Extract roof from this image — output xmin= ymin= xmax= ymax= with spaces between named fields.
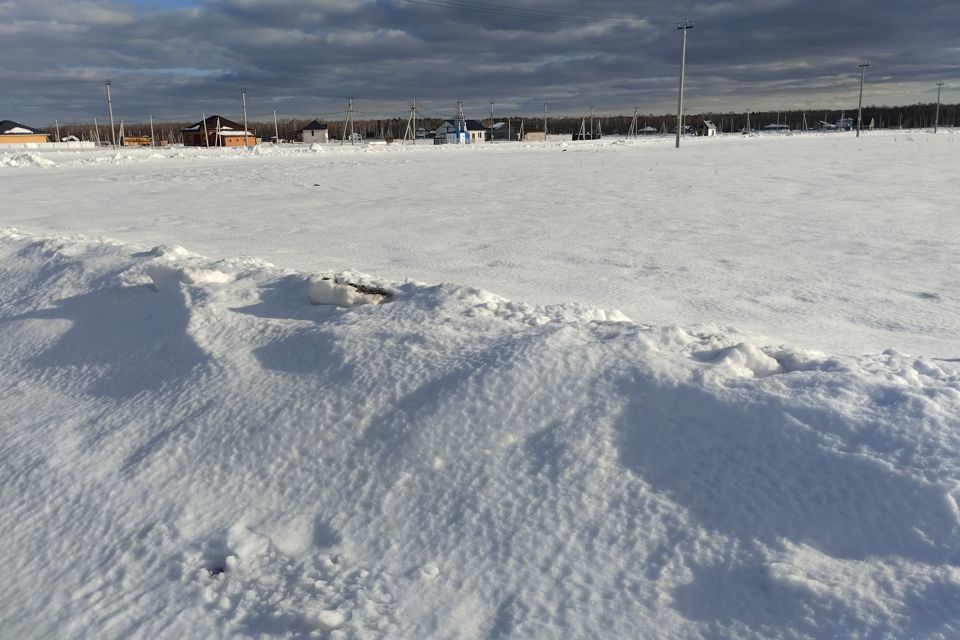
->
xmin=0 ymin=120 xmax=41 ymax=135
xmin=439 ymin=119 xmax=488 ymax=132
xmin=702 ymin=120 xmax=717 ymax=128
xmin=302 ymin=120 xmax=328 ymax=131
xmin=181 ymin=115 xmax=245 ymax=132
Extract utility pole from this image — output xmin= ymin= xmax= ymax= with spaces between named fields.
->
xmin=241 ymin=89 xmax=250 ymax=147
xmin=934 ymin=82 xmax=944 ymax=133
xmin=149 ymin=114 xmax=155 ymax=147
xmin=457 ymin=100 xmax=466 ymax=144
xmin=55 ymin=120 xmax=60 ymax=143
xmin=543 ymin=103 xmax=548 ymax=138
xmin=590 ymin=106 xmax=595 ymax=140
xmin=104 ymin=80 xmax=116 ymax=148
xmin=489 ymin=101 xmax=494 ymax=142
xmin=202 ymin=112 xmax=209 ymax=147
xmin=341 ymin=97 xmax=355 ymax=145
xmin=675 ymin=20 xmax=693 ymax=148
xmin=856 ymin=61 xmax=869 ymax=138
xmin=273 ymin=110 xmax=280 ymax=144
xmin=404 ymin=98 xmax=418 ymax=143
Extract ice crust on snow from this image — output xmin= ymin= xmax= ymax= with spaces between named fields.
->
xmin=2 ymin=229 xmax=960 ymax=639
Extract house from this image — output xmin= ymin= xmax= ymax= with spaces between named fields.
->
xmin=181 ymin=115 xmax=259 ymax=147
xmin=489 ymin=121 xmax=513 ymax=141
xmin=638 ymin=125 xmax=658 ymax=135
xmin=61 ymin=134 xmax=81 ymax=142
xmin=434 ymin=119 xmax=487 ymax=144
xmin=836 ymin=117 xmax=854 ymax=131
xmin=698 ymin=120 xmax=717 ymax=137
xmin=763 ymin=123 xmax=790 ymax=132
xmin=522 ymin=130 xmax=546 ymax=142
xmin=301 ymin=120 xmax=328 ymax=143
xmin=0 ymin=120 xmax=49 ymax=145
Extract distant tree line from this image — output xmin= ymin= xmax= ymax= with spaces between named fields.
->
xmin=46 ymin=102 xmax=959 ymax=143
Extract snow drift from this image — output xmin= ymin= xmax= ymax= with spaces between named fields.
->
xmin=1 ymin=228 xmax=959 ymax=639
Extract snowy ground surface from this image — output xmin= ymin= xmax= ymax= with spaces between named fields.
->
xmin=2 ymin=133 xmax=960 ymax=639
xmin=3 ymin=131 xmax=959 ymax=356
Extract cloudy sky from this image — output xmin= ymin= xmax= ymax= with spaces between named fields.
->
xmin=1 ymin=0 xmax=957 ymax=125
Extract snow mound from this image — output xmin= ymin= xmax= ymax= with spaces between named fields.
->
xmin=1 ymin=229 xmax=959 ymax=640
xmin=0 ymin=152 xmax=56 ymax=168
xmin=307 ymin=275 xmax=388 ymax=307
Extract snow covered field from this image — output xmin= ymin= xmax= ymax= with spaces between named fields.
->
xmin=2 ymin=133 xmax=960 ymax=639
xmin=4 ymin=131 xmax=958 ymax=356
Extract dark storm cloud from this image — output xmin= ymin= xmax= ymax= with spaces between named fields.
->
xmin=0 ymin=0 xmax=957 ymax=124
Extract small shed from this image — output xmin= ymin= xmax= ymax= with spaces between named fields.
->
xmin=698 ymin=120 xmax=717 ymax=137
xmin=0 ymin=120 xmax=49 ymax=145
xmin=301 ymin=120 xmax=329 ymax=143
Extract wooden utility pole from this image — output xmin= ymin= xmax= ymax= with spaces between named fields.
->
xmin=273 ymin=110 xmax=280 ymax=144
xmin=149 ymin=115 xmax=155 ymax=147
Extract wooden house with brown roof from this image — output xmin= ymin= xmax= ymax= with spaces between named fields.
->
xmin=0 ymin=120 xmax=49 ymax=145
xmin=181 ymin=115 xmax=258 ymax=147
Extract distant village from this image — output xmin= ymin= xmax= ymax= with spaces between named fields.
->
xmin=1 ymin=100 xmax=955 ymax=149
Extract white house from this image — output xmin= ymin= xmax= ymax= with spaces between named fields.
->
xmin=434 ymin=119 xmax=487 ymax=144
xmin=301 ymin=120 xmax=329 ymax=143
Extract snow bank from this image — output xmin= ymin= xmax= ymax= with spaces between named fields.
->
xmin=1 ymin=229 xmax=959 ymax=639
xmin=0 ymin=152 xmax=56 ymax=167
